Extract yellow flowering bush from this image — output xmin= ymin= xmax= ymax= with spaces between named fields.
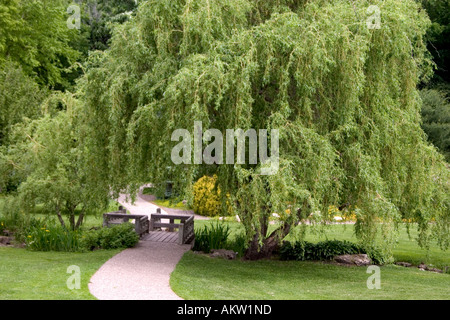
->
xmin=328 ymin=205 xmax=357 ymax=222
xmin=193 ymin=175 xmax=230 ymax=217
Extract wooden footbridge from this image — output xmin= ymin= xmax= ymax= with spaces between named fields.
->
xmin=103 ymin=207 xmax=195 ymax=245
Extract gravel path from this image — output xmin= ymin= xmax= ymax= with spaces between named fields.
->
xmin=88 ymin=192 xmax=191 ymax=300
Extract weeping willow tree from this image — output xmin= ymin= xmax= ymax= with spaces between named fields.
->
xmin=79 ymin=0 xmax=449 ymax=259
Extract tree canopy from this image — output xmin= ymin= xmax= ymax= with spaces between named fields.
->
xmin=2 ymin=93 xmax=109 ymax=230
xmin=419 ymin=0 xmax=450 ymax=84
xmin=78 ymin=0 xmax=449 ymax=259
xmin=0 ymin=0 xmax=82 ymax=88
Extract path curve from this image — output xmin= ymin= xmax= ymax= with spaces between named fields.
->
xmin=88 ymin=191 xmax=191 ymax=300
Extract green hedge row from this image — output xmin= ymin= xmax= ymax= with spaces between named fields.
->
xmin=280 ymin=240 xmax=387 ymax=265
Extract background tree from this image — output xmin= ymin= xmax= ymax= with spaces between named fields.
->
xmin=420 ymin=89 xmax=450 ymax=161
xmin=85 ymin=0 xmax=139 ymax=51
xmin=417 ymin=1 xmax=450 ymax=163
xmin=0 ymin=0 xmax=82 ymax=89
xmin=79 ymin=0 xmax=448 ymax=259
xmin=419 ymin=0 xmax=450 ymax=84
xmin=3 ymin=93 xmax=110 ymax=230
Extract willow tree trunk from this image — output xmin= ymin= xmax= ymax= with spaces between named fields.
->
xmin=244 ymin=222 xmax=291 ymax=260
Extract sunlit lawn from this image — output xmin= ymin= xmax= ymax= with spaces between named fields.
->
xmin=171 ymin=251 xmax=449 ymax=300
xmin=170 ymin=220 xmax=450 ymax=300
xmin=0 ymin=247 xmax=120 ymax=300
xmin=0 ymin=198 xmax=122 ymax=300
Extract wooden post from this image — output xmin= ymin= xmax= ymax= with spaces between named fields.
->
xmin=178 ymin=223 xmax=185 ymax=244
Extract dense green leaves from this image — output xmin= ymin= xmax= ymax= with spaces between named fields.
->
xmin=420 ymin=89 xmax=450 ymax=161
xmin=82 ymin=0 xmax=139 ymax=51
xmin=0 ymin=0 xmax=81 ymax=88
xmin=420 ymin=0 xmax=450 ymax=84
xmin=77 ymin=0 xmax=449 ymax=258
xmin=2 ymin=93 xmax=111 ymax=230
xmin=0 ymin=61 xmax=46 ymax=146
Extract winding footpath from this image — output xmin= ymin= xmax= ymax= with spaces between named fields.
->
xmin=88 ymin=192 xmax=191 ymax=300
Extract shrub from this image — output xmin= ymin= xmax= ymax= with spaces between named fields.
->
xmin=25 ymin=218 xmax=81 ymax=252
xmin=280 ymin=240 xmax=386 ymax=264
xmin=80 ymin=223 xmax=139 ymax=251
xmin=193 ymin=221 xmax=230 ymax=253
xmin=192 ymin=175 xmax=221 ymax=217
xmin=225 ymin=232 xmax=247 ymax=258
xmin=365 ymin=246 xmax=391 ymax=265
xmin=0 ymin=196 xmax=27 ymax=238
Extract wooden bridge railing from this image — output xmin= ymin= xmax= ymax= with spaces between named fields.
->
xmin=149 ymin=213 xmax=195 ymax=245
xmin=103 ymin=207 xmax=149 ymax=238
xmin=103 ymin=207 xmax=195 ymax=245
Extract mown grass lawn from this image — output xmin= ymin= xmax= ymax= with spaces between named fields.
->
xmin=170 ymin=252 xmax=449 ymax=300
xmin=0 ymin=247 xmax=121 ymax=300
xmin=171 ymin=221 xmax=450 ymax=300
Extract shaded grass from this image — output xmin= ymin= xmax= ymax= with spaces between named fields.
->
xmin=0 ymin=247 xmax=121 ymax=300
xmin=170 ymin=251 xmax=450 ymax=300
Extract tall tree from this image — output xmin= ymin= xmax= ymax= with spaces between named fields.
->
xmin=420 ymin=89 xmax=450 ymax=161
xmin=3 ymin=93 xmax=110 ymax=230
xmin=0 ymin=0 xmax=81 ymax=88
xmin=79 ymin=0 xmax=449 ymax=259
xmin=86 ymin=0 xmax=139 ymax=50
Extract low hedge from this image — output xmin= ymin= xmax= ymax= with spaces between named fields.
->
xmin=80 ymin=223 xmax=139 ymax=251
xmin=280 ymin=240 xmax=387 ymax=265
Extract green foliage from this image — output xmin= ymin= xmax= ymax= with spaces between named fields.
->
xmin=192 ymin=175 xmax=221 ymax=217
xmin=280 ymin=240 xmax=387 ymax=265
xmin=80 ymin=223 xmax=139 ymax=251
xmin=78 ymin=0 xmax=449 ymax=258
xmin=420 ymin=0 xmax=450 ymax=83
xmin=85 ymin=0 xmax=139 ymax=51
xmin=0 ymin=61 xmax=47 ymax=147
xmin=2 ymin=93 xmax=111 ymax=230
xmin=0 ymin=196 xmax=29 ymax=238
xmin=193 ymin=221 xmax=231 ymax=253
xmin=0 ymin=0 xmax=81 ymax=88
xmin=280 ymin=240 xmax=361 ymax=261
xmin=24 ymin=218 xmax=81 ymax=252
xmin=420 ymin=89 xmax=450 ymax=161
xmin=226 ymin=232 xmax=247 ymax=258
